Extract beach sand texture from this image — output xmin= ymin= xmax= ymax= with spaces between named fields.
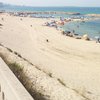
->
xmin=0 ymin=13 xmax=100 ymax=100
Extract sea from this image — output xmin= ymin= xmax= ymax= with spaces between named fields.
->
xmin=0 ymin=5 xmax=100 ymax=39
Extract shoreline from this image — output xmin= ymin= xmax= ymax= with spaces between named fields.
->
xmin=42 ymin=15 xmax=100 ymax=42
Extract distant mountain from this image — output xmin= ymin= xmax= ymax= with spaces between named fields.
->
xmin=0 ymin=2 xmax=13 ymax=8
xmin=0 ymin=2 xmax=4 ymax=7
xmin=0 ymin=2 xmax=22 ymax=8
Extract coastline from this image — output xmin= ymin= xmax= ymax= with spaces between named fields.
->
xmin=7 ymin=11 xmax=100 ymax=39
xmin=0 ymin=12 xmax=100 ymax=100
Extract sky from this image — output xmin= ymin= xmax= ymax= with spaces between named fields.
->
xmin=0 ymin=0 xmax=100 ymax=7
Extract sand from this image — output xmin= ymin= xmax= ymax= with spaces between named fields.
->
xmin=0 ymin=45 xmax=87 ymax=100
xmin=0 ymin=13 xmax=100 ymax=100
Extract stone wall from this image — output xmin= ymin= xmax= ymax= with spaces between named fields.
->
xmin=0 ymin=58 xmax=34 ymax=100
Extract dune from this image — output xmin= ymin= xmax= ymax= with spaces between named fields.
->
xmin=0 ymin=13 xmax=100 ymax=100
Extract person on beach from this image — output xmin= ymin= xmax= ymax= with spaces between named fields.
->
xmin=60 ymin=17 xmax=64 ymax=21
xmin=77 ymin=25 xmax=79 ymax=28
xmin=72 ymin=30 xmax=75 ymax=33
xmin=96 ymin=38 xmax=100 ymax=43
xmin=1 ymin=18 xmax=4 ymax=21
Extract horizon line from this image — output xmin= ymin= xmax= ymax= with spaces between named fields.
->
xmin=0 ymin=2 xmax=100 ymax=8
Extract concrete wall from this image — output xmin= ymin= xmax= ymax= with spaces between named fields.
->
xmin=0 ymin=58 xmax=34 ymax=100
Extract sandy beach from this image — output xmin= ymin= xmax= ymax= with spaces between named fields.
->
xmin=0 ymin=13 xmax=100 ymax=100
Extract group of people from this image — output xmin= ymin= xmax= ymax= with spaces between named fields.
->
xmin=44 ymin=17 xmax=100 ymax=43
xmin=96 ymin=37 xmax=100 ymax=43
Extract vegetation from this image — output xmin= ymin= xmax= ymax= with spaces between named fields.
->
xmin=13 ymin=51 xmax=22 ymax=58
xmin=6 ymin=47 xmax=13 ymax=52
xmin=48 ymin=72 xmax=52 ymax=77
xmin=8 ymin=62 xmax=23 ymax=76
xmin=57 ymin=78 xmax=66 ymax=86
xmin=7 ymin=62 xmax=35 ymax=97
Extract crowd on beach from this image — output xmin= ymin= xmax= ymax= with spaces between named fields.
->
xmin=44 ymin=17 xmax=100 ymax=43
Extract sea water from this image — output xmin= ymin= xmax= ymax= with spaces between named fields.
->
xmin=0 ymin=6 xmax=100 ymax=38
xmin=63 ymin=19 xmax=100 ymax=39
xmin=0 ymin=6 xmax=100 ymax=14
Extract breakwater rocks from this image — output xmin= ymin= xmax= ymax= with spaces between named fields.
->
xmin=86 ymin=14 xmax=100 ymax=18
xmin=9 ymin=11 xmax=81 ymax=16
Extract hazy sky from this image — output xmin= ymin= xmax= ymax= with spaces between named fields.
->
xmin=0 ymin=0 xmax=100 ymax=7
